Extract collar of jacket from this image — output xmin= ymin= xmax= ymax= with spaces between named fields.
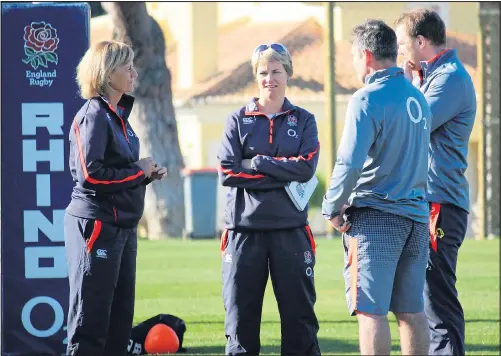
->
xmin=244 ymin=97 xmax=296 ymax=116
xmin=364 ymin=66 xmax=404 ymax=85
xmin=98 ymin=94 xmax=135 ymax=121
xmin=420 ymin=48 xmax=456 ymax=80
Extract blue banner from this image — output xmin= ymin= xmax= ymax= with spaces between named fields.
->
xmin=1 ymin=3 xmax=89 ymax=354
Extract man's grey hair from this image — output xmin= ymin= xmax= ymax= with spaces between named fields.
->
xmin=352 ymin=19 xmax=398 ymax=62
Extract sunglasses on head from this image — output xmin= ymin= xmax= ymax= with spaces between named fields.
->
xmin=254 ymin=43 xmax=289 ymax=55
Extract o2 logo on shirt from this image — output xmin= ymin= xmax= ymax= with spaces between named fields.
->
xmin=127 ymin=128 xmax=137 ymax=138
xmin=407 ymin=96 xmax=427 ymax=130
xmin=287 ymin=129 xmax=299 ymax=139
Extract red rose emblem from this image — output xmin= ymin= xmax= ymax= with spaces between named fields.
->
xmin=24 ymin=21 xmax=59 ymax=52
xmin=22 ymin=21 xmax=59 ymax=70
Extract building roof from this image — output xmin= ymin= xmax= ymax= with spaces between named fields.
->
xmin=90 ymin=16 xmax=479 ymax=105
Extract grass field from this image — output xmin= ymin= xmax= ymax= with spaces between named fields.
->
xmin=134 ymin=237 xmax=499 ymax=355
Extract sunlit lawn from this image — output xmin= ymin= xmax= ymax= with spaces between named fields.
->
xmin=134 ymin=238 xmax=499 ymax=355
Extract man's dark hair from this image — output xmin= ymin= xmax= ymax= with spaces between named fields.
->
xmin=352 ymin=20 xmax=398 ymax=62
xmin=394 ymin=9 xmax=446 ymax=46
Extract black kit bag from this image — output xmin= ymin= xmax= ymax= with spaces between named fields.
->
xmin=127 ymin=314 xmax=187 ymax=355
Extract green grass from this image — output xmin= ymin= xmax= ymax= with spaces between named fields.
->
xmin=135 ymin=238 xmax=500 ymax=355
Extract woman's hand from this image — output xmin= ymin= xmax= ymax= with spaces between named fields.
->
xmin=150 ymin=165 xmax=168 ymax=180
xmin=135 ymin=157 xmax=156 ymax=177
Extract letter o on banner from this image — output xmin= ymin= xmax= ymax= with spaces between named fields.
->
xmin=21 ymin=296 xmax=64 ymax=337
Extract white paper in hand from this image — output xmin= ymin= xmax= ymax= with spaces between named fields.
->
xmin=285 ymin=175 xmax=319 ymax=211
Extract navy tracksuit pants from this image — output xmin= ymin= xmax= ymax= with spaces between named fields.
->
xmin=426 ymin=203 xmax=468 ymax=356
xmin=64 ymin=213 xmax=137 ymax=356
xmin=221 ymin=226 xmax=320 ymax=356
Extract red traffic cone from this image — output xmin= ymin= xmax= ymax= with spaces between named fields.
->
xmin=144 ymin=323 xmax=180 ymax=354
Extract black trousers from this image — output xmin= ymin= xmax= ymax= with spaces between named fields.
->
xmin=64 ymin=213 xmax=137 ymax=356
xmin=425 ymin=203 xmax=468 ymax=356
xmin=221 ymin=226 xmax=320 ymax=356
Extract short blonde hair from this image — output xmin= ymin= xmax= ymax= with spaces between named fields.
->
xmin=251 ymin=45 xmax=293 ymax=78
xmin=76 ymin=40 xmax=134 ymax=99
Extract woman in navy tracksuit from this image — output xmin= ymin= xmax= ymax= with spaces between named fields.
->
xmin=218 ymin=43 xmax=321 ymax=355
xmin=64 ymin=41 xmax=167 ymax=355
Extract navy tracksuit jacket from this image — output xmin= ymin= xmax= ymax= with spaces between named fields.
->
xmin=66 ymin=94 xmax=151 ymax=227
xmin=218 ymin=97 xmax=321 ymax=355
xmin=219 ymin=97 xmax=320 ymax=230
xmin=65 ymin=94 xmax=150 ymax=355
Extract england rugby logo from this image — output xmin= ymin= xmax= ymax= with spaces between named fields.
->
xmin=287 ymin=115 xmax=298 ymax=127
xmin=22 ymin=21 xmax=59 ymax=70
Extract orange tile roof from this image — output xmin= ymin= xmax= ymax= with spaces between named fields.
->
xmin=169 ymin=20 xmax=304 ymax=102
xmin=177 ymin=18 xmax=364 ymax=104
xmin=90 ymin=17 xmax=479 ymax=104
xmin=185 ymin=20 xmax=480 ymax=103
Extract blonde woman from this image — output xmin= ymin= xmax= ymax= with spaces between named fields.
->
xmin=64 ymin=41 xmax=166 ymax=355
xmin=218 ymin=43 xmax=321 ymax=355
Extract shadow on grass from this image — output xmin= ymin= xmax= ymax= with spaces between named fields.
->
xmin=166 ymin=340 xmax=500 ymax=355
xmin=466 ymin=344 xmax=500 ymax=352
xmin=180 ymin=345 xmax=224 ymax=355
xmin=178 ymin=319 xmax=500 ymax=354
xmin=466 ymin=318 xmax=500 ymax=323
xmin=186 ymin=319 xmax=358 ymax=325
xmin=176 ymin=337 xmax=361 ymax=355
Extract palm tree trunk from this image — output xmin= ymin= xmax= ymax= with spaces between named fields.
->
xmin=102 ymin=2 xmax=185 ymax=238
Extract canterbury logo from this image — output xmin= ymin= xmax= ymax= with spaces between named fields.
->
xmin=96 ymin=249 xmax=108 ymax=259
xmin=242 ymin=117 xmax=254 ymax=124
